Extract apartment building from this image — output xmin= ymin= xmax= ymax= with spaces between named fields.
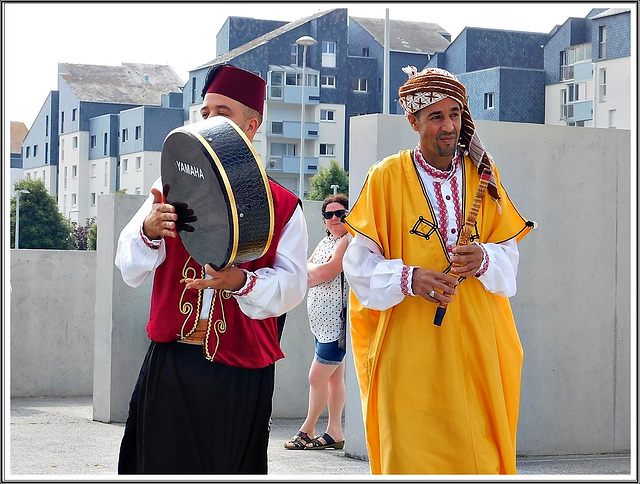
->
xmin=17 ymin=7 xmax=630 ymax=221
xmin=22 ymin=62 xmax=184 ymax=223
xmin=186 ymin=8 xmax=450 ymax=195
xmin=424 ymin=7 xmax=631 ymax=129
xmin=21 ymin=91 xmax=59 ymax=196
xmin=544 ymin=8 xmax=631 ymax=128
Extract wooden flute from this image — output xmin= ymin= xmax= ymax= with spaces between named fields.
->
xmin=433 ymin=168 xmax=492 ymax=326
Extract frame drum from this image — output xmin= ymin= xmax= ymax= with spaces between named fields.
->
xmin=160 ymin=116 xmax=274 ymax=270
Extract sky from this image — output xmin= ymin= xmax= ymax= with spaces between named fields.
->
xmin=2 ymin=1 xmax=629 ymax=129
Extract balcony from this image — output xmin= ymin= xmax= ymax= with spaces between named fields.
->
xmin=268 ymin=120 xmax=319 ymax=139
xmin=561 ymin=100 xmax=593 ymax=123
xmin=266 ymin=155 xmax=318 ymax=175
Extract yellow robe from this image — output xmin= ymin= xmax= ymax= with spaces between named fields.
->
xmin=345 ymin=150 xmax=533 ymax=475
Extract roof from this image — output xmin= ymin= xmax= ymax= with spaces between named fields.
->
xmin=350 ymin=16 xmax=450 ymax=54
xmin=11 ymin=121 xmax=28 ymax=153
xmin=196 ymin=9 xmax=336 ymax=69
xmin=590 ymin=8 xmax=632 ymax=19
xmin=58 ymin=62 xmax=184 ymax=105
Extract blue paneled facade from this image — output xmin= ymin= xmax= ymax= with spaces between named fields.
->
xmin=22 ymin=91 xmax=59 ymax=170
xmin=427 ymin=28 xmax=549 ymax=124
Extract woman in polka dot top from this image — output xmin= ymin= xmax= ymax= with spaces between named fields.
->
xmin=284 ymin=194 xmax=349 ymax=451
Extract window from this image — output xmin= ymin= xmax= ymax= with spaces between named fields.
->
xmin=72 ymin=165 xmax=78 ymax=178
xmin=135 ymin=126 xmax=142 ymax=140
xmin=599 ymin=26 xmax=607 ymax=59
xmin=599 ymin=68 xmax=607 ymax=101
xmin=270 ymin=143 xmax=296 ymax=156
xmin=25 ymin=146 xmax=30 ymax=158
xmin=64 ymin=166 xmax=68 ymax=189
xmin=561 ymin=43 xmax=592 ymax=80
xmin=103 ymin=133 xmax=108 ymax=156
xmin=61 ymin=111 xmax=65 ymax=133
xmin=71 ymin=193 xmax=77 ymax=206
xmin=135 ymin=187 xmax=142 ymax=195
xmin=271 ymin=121 xmax=283 ymax=134
xmin=320 ymin=144 xmax=335 ymax=156
xmin=291 ymin=44 xmax=299 ymax=66
xmin=608 ymin=109 xmax=616 ymax=128
xmin=191 ymin=77 xmax=197 ymax=103
xmin=61 ymin=139 xmax=65 ymax=161
xmin=321 ymin=75 xmax=336 ymax=88
xmin=484 ymin=92 xmax=495 ymax=110
xmin=353 ymin=78 xmax=368 ymax=92
xmin=560 ymin=89 xmax=573 ymax=119
xmin=72 ymin=108 xmax=77 ymax=121
xmin=362 ymin=47 xmax=369 ymax=57
xmin=91 ymin=193 xmax=96 ymax=206
xmin=322 ymin=41 xmax=337 ymax=68
xmin=286 ymin=72 xmax=301 ymax=86
xmin=90 ymin=135 xmax=96 ymax=148
xmin=73 ymin=136 xmax=78 ymax=149
xmin=307 ymin=73 xmax=318 ymax=88
xmin=136 ymin=156 xmax=142 ymax=171
xmin=45 ymin=143 xmax=48 ymax=163
xmin=270 ymin=71 xmax=283 ymax=98
xmin=122 ymin=128 xmax=129 ymax=142
xmin=320 ymin=109 xmax=335 ymax=121
xmin=91 ymin=163 xmax=96 ymax=178
xmin=123 ymin=158 xmax=129 ymax=173
xmin=33 ymin=145 xmax=38 ymax=156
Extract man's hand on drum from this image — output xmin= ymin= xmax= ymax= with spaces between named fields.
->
xmin=142 ymin=187 xmax=178 ymax=239
xmin=184 ymin=264 xmax=247 ymax=292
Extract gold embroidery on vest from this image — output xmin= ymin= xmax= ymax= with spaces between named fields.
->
xmin=203 ymin=290 xmax=231 ymax=361
xmin=177 ymin=257 xmax=203 ymax=338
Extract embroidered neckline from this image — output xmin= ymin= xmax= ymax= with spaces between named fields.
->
xmin=414 ymin=144 xmax=460 ymax=181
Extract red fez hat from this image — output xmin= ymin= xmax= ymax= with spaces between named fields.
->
xmin=203 ymin=64 xmax=266 ymax=116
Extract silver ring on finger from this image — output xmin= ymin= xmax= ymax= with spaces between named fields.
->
xmin=428 ymin=290 xmax=436 ymax=298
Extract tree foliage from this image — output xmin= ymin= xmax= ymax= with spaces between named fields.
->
xmin=10 ymin=179 xmax=74 ymax=249
xmin=88 ymin=221 xmax=98 ymax=250
xmin=307 ymin=160 xmax=349 ymax=201
xmin=72 ymin=217 xmax=97 ymax=250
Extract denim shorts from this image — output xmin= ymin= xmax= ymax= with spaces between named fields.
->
xmin=314 ymin=338 xmax=346 ymax=365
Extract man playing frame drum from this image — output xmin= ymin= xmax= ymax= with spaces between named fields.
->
xmin=115 ymin=64 xmax=308 ymax=474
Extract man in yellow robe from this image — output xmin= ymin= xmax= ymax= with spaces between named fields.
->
xmin=342 ymin=67 xmax=535 ymax=475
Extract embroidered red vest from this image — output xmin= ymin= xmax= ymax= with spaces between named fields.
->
xmin=146 ymin=180 xmax=300 ymax=368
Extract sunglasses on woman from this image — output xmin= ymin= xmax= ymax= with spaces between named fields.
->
xmin=322 ymin=209 xmax=347 ymax=220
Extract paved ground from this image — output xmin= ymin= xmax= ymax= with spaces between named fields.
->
xmin=7 ymin=396 xmax=633 ymax=478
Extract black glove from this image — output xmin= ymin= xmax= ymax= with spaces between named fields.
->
xmin=163 ymin=184 xmax=198 ymax=233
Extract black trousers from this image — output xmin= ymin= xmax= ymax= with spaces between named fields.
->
xmin=118 ymin=341 xmax=275 ymax=474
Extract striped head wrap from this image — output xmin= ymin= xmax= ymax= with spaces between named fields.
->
xmin=399 ymin=66 xmax=500 ymax=204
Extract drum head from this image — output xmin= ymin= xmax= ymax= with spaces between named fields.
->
xmin=160 ymin=116 xmax=273 ymax=270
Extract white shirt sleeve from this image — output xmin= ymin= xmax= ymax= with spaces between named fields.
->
xmin=475 ymin=239 xmax=519 ymax=297
xmin=343 ymin=233 xmax=520 ymax=310
xmin=114 ymin=178 xmax=166 ymax=288
xmin=232 ymin=204 xmax=309 ymax=319
xmin=342 ymin=233 xmax=407 ymax=311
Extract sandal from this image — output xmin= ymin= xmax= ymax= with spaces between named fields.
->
xmin=306 ymin=432 xmax=345 ymax=450
xmin=284 ymin=430 xmax=313 ymax=450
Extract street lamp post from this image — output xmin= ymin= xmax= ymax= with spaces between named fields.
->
xmin=296 ymin=35 xmax=317 ymax=200
xmin=331 ymin=184 xmax=339 ymax=195
xmin=15 ymin=189 xmax=30 ymax=249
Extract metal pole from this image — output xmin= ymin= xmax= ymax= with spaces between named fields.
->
xmin=331 ymin=184 xmax=339 ymax=195
xmin=15 ymin=191 xmax=20 ymax=249
xmin=383 ymin=8 xmax=390 ymax=114
xmin=15 ymin=189 xmax=29 ymax=249
xmin=299 ymin=44 xmax=307 ymax=199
